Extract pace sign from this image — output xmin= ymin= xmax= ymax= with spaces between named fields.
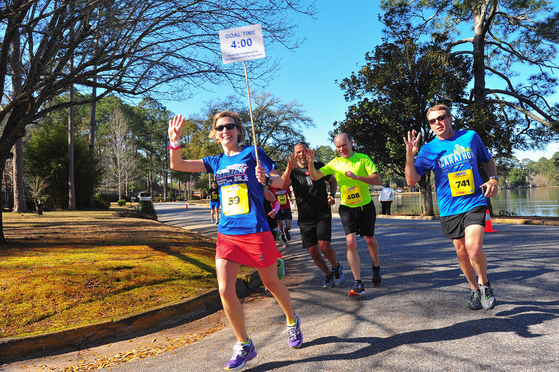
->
xmin=219 ymin=24 xmax=266 ymax=64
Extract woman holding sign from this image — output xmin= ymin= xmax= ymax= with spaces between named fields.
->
xmin=168 ymin=110 xmax=303 ymax=370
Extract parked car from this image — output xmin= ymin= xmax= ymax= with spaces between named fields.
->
xmin=139 ymin=192 xmax=151 ymax=202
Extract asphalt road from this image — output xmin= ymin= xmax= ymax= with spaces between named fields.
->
xmin=6 ymin=202 xmax=559 ymax=371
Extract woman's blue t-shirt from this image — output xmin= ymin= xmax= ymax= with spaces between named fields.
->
xmin=203 ymin=146 xmax=277 ymax=235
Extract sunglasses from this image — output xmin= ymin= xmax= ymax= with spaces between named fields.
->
xmin=215 ymin=123 xmax=236 ymax=131
xmin=429 ymin=114 xmax=448 ymax=125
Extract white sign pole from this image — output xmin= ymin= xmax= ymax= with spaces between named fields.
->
xmin=243 ymin=61 xmax=259 ymax=162
xmin=219 ymin=24 xmax=266 ymax=163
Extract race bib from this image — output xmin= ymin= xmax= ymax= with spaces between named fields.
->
xmin=222 ymin=183 xmax=249 ymax=216
xmin=448 ymin=169 xmax=475 ymax=197
xmin=341 ymin=185 xmax=363 ymax=205
xmin=277 ymin=194 xmax=288 ymax=205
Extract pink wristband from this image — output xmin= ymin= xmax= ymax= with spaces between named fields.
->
xmin=272 ymin=201 xmax=280 ymax=214
xmin=167 ymin=140 xmax=180 ymax=150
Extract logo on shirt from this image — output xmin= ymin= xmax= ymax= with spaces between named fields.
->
xmin=437 ymin=145 xmax=474 ymax=169
xmin=216 ymin=164 xmax=248 ymax=185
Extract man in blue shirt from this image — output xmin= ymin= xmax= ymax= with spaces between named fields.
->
xmin=404 ymin=104 xmax=498 ymax=310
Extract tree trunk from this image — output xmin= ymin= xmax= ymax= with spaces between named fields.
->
xmin=67 ymin=1 xmax=76 ymax=210
xmin=87 ymin=92 xmax=97 ymax=207
xmin=68 ymin=81 xmax=76 ymax=210
xmin=12 ymin=139 xmax=27 ymax=213
xmin=11 ymin=24 xmax=27 ymax=214
xmin=163 ymin=169 xmax=167 ymax=201
xmin=472 ymin=4 xmax=487 ymax=104
xmin=0 ymin=155 xmax=8 ymax=244
xmin=419 ymin=172 xmax=434 ymax=216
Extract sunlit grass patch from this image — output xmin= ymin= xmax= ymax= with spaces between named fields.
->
xmin=1 ymin=209 xmax=224 ymax=338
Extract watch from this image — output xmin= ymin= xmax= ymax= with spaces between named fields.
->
xmin=489 ymin=175 xmax=498 ymax=182
xmin=265 ymin=175 xmax=274 ymax=186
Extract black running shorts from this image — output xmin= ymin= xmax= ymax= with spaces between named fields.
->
xmin=298 ymin=216 xmax=332 ymax=249
xmin=440 ymin=205 xmax=486 ymax=239
xmin=338 ymin=201 xmax=376 ymax=237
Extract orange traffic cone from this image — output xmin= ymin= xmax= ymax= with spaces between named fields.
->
xmin=484 ymin=209 xmax=497 ymax=232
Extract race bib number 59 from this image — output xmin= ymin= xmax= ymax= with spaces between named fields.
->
xmin=222 ymin=183 xmax=250 ymax=215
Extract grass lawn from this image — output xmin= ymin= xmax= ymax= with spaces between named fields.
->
xmin=0 ymin=205 xmax=228 ymax=339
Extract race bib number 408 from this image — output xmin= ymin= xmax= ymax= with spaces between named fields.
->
xmin=342 ymin=185 xmax=363 ymax=205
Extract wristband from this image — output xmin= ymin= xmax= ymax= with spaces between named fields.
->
xmin=265 ymin=175 xmax=274 ymax=186
xmin=272 ymin=201 xmax=280 ymax=214
xmin=168 ymin=140 xmax=180 ymax=150
xmin=330 ymin=193 xmax=336 ymax=198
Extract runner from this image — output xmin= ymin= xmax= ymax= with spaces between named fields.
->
xmin=264 ymin=188 xmax=285 ymax=280
xmin=208 ymin=180 xmax=220 ymax=225
xmin=404 ymin=104 xmax=497 ymax=310
xmin=307 ymin=133 xmax=383 ymax=297
xmin=268 ymin=185 xmax=293 ymax=248
xmin=168 ymin=110 xmax=303 ymax=370
xmin=281 ymin=142 xmax=345 ymax=289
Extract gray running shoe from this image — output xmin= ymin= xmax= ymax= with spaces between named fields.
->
xmin=322 ymin=272 xmax=334 ymax=289
xmin=468 ymin=289 xmax=482 ymax=310
xmin=332 ymin=264 xmax=346 ymax=286
xmin=479 ymin=282 xmax=496 ymax=310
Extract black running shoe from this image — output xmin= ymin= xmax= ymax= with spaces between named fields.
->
xmin=372 ymin=265 xmax=382 ymax=287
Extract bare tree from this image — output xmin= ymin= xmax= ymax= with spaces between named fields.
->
xmin=0 ymin=0 xmax=316 ymax=244
xmin=25 ymin=175 xmax=50 ymax=215
xmin=104 ymin=107 xmax=137 ymax=200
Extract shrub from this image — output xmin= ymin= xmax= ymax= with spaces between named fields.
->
xmin=94 ymin=194 xmax=110 ymax=209
xmin=114 ymin=201 xmax=157 ymax=221
xmin=117 ymin=199 xmax=127 ymax=206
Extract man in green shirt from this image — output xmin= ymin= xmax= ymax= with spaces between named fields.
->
xmin=307 ymin=133 xmax=382 ymax=297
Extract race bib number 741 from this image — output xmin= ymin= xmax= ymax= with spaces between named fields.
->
xmin=448 ymin=169 xmax=475 ymax=197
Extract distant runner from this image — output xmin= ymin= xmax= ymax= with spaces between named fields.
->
xmin=208 ymin=180 xmax=220 ymax=225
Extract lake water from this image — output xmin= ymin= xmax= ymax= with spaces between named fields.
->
xmin=372 ymin=187 xmax=559 ymax=217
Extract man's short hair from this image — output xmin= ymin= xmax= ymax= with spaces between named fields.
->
xmin=294 ymin=141 xmax=309 ymax=149
xmin=426 ymin=104 xmax=451 ymax=120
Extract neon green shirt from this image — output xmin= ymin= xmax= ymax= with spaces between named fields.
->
xmin=320 ymin=153 xmax=377 ymax=208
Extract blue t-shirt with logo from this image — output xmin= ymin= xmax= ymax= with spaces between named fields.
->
xmin=414 ymin=130 xmax=492 ymax=217
xmin=203 ymin=146 xmax=277 ymax=235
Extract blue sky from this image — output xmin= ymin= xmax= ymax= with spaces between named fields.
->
xmin=163 ymin=0 xmax=559 ymax=162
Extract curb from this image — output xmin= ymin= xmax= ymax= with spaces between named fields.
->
xmin=0 ymin=270 xmax=262 ymax=364
xmin=491 ymin=217 xmax=559 ymax=226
